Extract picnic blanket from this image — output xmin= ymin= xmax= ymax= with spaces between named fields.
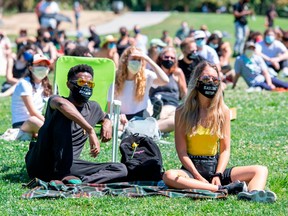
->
xmin=22 ymin=178 xmax=227 ymax=199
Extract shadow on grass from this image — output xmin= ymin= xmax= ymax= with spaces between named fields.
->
xmin=1 ymin=165 xmax=30 ymax=183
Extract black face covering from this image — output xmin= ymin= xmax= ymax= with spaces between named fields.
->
xmin=43 ymin=37 xmax=50 ymax=43
xmin=120 ymin=31 xmax=126 ymax=37
xmin=71 ymin=84 xmax=92 ymax=103
xmin=196 ymin=81 xmax=219 ymax=99
xmin=162 ymin=60 xmax=174 ymax=69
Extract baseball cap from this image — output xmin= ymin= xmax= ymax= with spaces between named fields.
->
xmin=33 ymin=54 xmax=51 ymax=65
xmin=150 ymin=38 xmax=167 ymax=47
xmin=101 ymin=35 xmax=117 ymax=47
xmin=194 ymin=30 xmax=206 ymax=40
xmin=213 ymin=30 xmax=223 ymax=38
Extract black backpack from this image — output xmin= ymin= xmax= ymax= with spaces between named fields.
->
xmin=120 ymin=134 xmax=164 ymax=181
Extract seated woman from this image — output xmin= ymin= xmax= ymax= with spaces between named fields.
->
xmin=163 ymin=61 xmax=276 ymax=203
xmin=206 ymin=32 xmax=235 ymax=83
xmin=35 ymin=28 xmax=58 ymax=70
xmin=233 ymin=41 xmax=288 ymax=91
xmin=0 ymin=44 xmax=42 ymax=97
xmin=108 ymin=46 xmax=169 ymax=129
xmin=150 ymin=46 xmax=187 ymax=133
xmin=11 ymin=54 xmax=52 ymax=140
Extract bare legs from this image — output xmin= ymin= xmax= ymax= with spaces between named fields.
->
xmin=230 ymin=165 xmax=268 ymax=191
xmin=163 ymin=169 xmax=219 ymax=191
xmin=20 ymin=116 xmax=44 ymax=136
xmin=157 ymin=105 xmax=175 ymax=133
xmin=163 ymin=165 xmax=268 ymax=192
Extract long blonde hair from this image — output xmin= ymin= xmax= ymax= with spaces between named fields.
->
xmin=178 ymin=61 xmax=226 ymax=138
xmin=115 ymin=46 xmax=147 ymax=102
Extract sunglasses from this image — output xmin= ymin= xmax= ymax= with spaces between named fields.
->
xmin=70 ymin=78 xmax=95 ymax=88
xmin=198 ymin=75 xmax=220 ymax=85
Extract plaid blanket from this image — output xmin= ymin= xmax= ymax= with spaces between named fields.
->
xmin=21 ymin=178 xmax=227 ymax=199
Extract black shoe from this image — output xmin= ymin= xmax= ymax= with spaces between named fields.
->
xmin=152 ymin=98 xmax=163 ymax=120
xmin=220 ymin=180 xmax=248 ymax=195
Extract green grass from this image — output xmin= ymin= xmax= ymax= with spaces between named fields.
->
xmin=0 ymin=12 xmax=288 ymax=215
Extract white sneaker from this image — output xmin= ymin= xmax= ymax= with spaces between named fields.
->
xmin=254 ymin=87 xmax=262 ymax=92
xmin=238 ymin=190 xmax=277 ymax=203
xmin=246 ymin=87 xmax=255 ymax=92
xmin=0 ymin=128 xmax=20 ymax=141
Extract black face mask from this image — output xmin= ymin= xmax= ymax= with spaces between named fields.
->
xmin=162 ymin=60 xmax=174 ymax=69
xmin=43 ymin=37 xmax=50 ymax=43
xmin=134 ymin=29 xmax=140 ymax=34
xmin=196 ymin=81 xmax=219 ymax=99
xmin=71 ymin=84 xmax=92 ymax=103
xmin=187 ymin=51 xmax=198 ymax=60
xmin=120 ymin=31 xmax=126 ymax=37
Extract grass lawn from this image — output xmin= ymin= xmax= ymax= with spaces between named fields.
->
xmin=0 ymin=12 xmax=288 ymax=215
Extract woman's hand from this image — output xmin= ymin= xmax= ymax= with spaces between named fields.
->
xmin=211 ymin=176 xmax=221 ymax=186
xmin=130 ymin=50 xmax=149 ymax=61
xmin=120 ymin=114 xmax=128 ymax=125
xmin=195 ymin=175 xmax=209 ymax=183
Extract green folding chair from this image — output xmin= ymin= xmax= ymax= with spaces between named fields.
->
xmin=54 ymin=56 xmax=121 ymax=162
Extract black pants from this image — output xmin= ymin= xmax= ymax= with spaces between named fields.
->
xmin=25 ymin=109 xmax=128 ymax=183
xmin=71 ymin=158 xmax=127 ymax=183
xmin=26 ymin=140 xmax=128 ymax=183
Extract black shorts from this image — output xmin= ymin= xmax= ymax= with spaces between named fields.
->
xmin=12 ymin=121 xmax=25 ymax=128
xmin=181 ymin=155 xmax=233 ymax=185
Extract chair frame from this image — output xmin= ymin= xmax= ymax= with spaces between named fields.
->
xmin=53 ymin=56 xmax=120 ymax=162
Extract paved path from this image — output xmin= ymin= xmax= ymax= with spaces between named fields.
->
xmin=69 ymin=11 xmax=170 ymax=36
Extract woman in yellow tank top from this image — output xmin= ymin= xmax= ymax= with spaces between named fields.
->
xmin=162 ymin=61 xmax=276 ymax=203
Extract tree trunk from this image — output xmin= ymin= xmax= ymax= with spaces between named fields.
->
xmin=145 ymin=0 xmax=151 ymax=11
xmin=0 ymin=0 xmax=3 ymax=24
xmin=184 ymin=5 xmax=189 ymax=12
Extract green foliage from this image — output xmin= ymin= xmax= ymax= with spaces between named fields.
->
xmin=0 ymin=13 xmax=288 ymax=216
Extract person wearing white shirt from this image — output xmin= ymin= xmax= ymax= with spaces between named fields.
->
xmin=194 ymin=30 xmax=221 ymax=72
xmin=11 ymin=54 xmax=52 ymax=139
xmin=257 ymin=28 xmax=288 ymax=77
xmin=108 ymin=46 xmax=169 ymax=129
xmin=39 ymin=0 xmax=60 ymax=29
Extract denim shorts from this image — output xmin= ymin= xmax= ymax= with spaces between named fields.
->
xmin=181 ymin=154 xmax=233 ymax=185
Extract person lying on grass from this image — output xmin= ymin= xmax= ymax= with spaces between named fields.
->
xmin=162 ymin=61 xmax=277 ymax=203
xmin=25 ymin=64 xmax=127 ymax=184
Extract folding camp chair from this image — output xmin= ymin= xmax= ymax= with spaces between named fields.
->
xmin=54 ymin=56 xmax=121 ymax=162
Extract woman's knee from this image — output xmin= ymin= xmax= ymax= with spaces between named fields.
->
xmin=162 ymin=170 xmax=177 ymax=182
xmin=254 ymin=165 xmax=268 ymax=176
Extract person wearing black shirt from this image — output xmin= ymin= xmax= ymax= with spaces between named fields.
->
xmin=232 ymin=0 xmax=253 ymax=57
xmin=178 ymin=38 xmax=205 ymax=86
xmin=25 ymin=64 xmax=127 ymax=184
xmin=88 ymin=24 xmax=101 ymax=54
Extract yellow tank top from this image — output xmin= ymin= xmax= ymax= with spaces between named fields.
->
xmin=186 ymin=125 xmax=219 ymax=156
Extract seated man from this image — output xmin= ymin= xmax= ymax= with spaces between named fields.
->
xmin=25 ymin=64 xmax=127 ymax=183
xmin=257 ymin=28 xmax=288 ymax=77
xmin=178 ymin=38 xmax=205 ymax=85
xmin=233 ymin=41 xmax=288 ymax=91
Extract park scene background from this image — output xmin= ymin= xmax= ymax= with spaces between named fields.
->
xmin=0 ymin=0 xmax=287 ymax=215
